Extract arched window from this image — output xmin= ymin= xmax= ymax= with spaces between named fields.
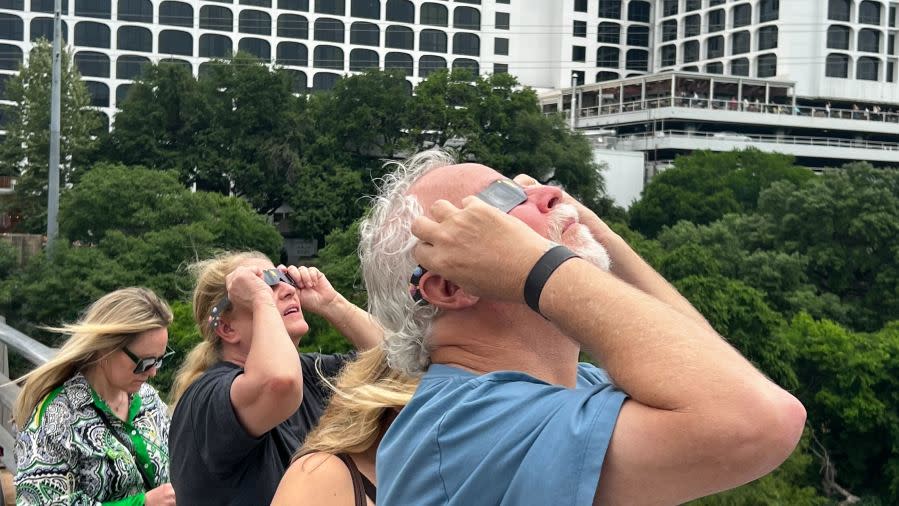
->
xmin=707 ymin=35 xmax=723 ymax=58
xmin=730 ymin=31 xmax=749 ymax=55
xmin=349 ymin=48 xmax=378 ymax=71
xmin=758 ymin=25 xmax=778 ymax=50
xmin=627 ymin=25 xmax=648 ymax=46
xmin=681 ymin=65 xmax=698 ymax=71
xmin=663 ymin=0 xmax=677 ymax=16
xmin=386 ymin=0 xmax=413 ymax=22
xmin=0 ymin=14 xmax=23 ymax=40
xmin=314 ymin=0 xmax=344 ymax=15
xmin=626 ymin=48 xmax=648 ymax=71
xmin=85 ymin=81 xmax=109 ymax=107
xmin=452 ymin=58 xmax=478 ymax=75
xmin=827 ymin=25 xmax=850 ymax=49
xmin=75 ymin=0 xmax=110 ymax=19
xmin=858 ymin=28 xmax=881 ymax=52
xmin=314 ymin=17 xmax=343 ymax=42
xmin=313 ymin=44 xmax=343 ymax=69
xmin=312 ymin=71 xmax=340 ymax=90
xmin=242 ymin=0 xmax=271 ymax=9
xmin=199 ymin=33 xmax=232 ymax=57
xmin=596 ymin=71 xmax=619 ymax=82
xmin=31 ymin=0 xmax=69 ymax=14
xmin=30 ymin=18 xmax=68 ymax=42
xmin=661 ymin=20 xmax=677 ymax=42
xmin=660 ymin=44 xmax=676 ymax=66
xmin=730 ymin=57 xmax=749 ymax=76
xmin=350 ymin=0 xmax=379 ymax=19
xmin=708 ymin=8 xmax=724 ymax=32
xmin=598 ymin=0 xmax=621 ymax=19
xmin=828 ymin=0 xmax=850 ymax=21
xmin=238 ymin=37 xmax=270 ymax=60
xmin=159 ymin=29 xmax=192 ymax=55
xmin=627 ymin=1 xmax=650 ymax=22
xmin=757 ymin=52 xmax=777 ymax=77
xmin=705 ymin=61 xmax=723 ymax=74
xmin=159 ymin=1 xmax=192 ymax=27
xmin=118 ymin=0 xmax=152 ymax=23
xmin=239 ymin=10 xmax=271 ymax=35
xmin=0 ymin=42 xmax=22 ymax=69
xmin=276 ymin=41 xmax=307 ymax=66
xmin=385 ymin=25 xmax=413 ymax=49
xmin=116 ymin=83 xmax=132 ymax=104
xmin=282 ymin=69 xmax=306 ymax=93
xmin=597 ymin=46 xmax=619 ymax=67
xmin=859 ymin=1 xmax=881 ymax=24
xmin=350 ymin=21 xmax=378 ymax=46
xmin=278 ymin=0 xmax=308 ymax=11
xmin=825 ymin=53 xmax=850 ymax=77
xmin=90 ymin=110 xmax=109 ymax=133
xmin=453 ymin=6 xmax=480 ymax=29
xmin=418 ymin=54 xmax=446 ymax=77
xmin=452 ymin=32 xmax=479 ymax=56
xmin=117 ymin=25 xmax=152 ymax=51
xmin=116 ymin=54 xmax=150 ymax=79
xmin=684 ymin=14 xmax=700 ymax=36
xmin=75 ymin=21 xmax=110 ymax=47
xmin=159 ymin=58 xmax=190 ymax=71
xmin=856 ymin=56 xmax=879 ymax=80
xmin=682 ymin=40 xmax=699 ymax=62
xmin=75 ymin=51 xmax=109 ymax=77
xmin=759 ymin=0 xmax=778 ymax=22
xmin=385 ymin=51 xmax=412 ymax=75
xmin=597 ymin=22 xmax=619 ymax=43
xmin=278 ymin=14 xmax=308 ymax=39
xmin=420 ymin=2 xmax=447 ymax=26
xmin=419 ymin=28 xmax=446 ymax=52
xmin=200 ymin=6 xmax=232 ymax=31
xmin=732 ymin=3 xmax=751 ymax=27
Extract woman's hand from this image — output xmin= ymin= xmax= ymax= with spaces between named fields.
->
xmin=284 ymin=265 xmax=340 ymax=315
xmin=144 ymin=483 xmax=177 ymax=506
xmin=225 ymin=266 xmax=274 ymax=310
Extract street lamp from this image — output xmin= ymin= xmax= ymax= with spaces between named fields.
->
xmin=570 ymin=71 xmax=578 ymax=131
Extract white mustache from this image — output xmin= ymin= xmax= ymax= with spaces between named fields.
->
xmin=547 ymin=204 xmax=580 ymax=242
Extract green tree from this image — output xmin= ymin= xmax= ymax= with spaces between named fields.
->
xmin=0 ymin=40 xmax=99 ymax=233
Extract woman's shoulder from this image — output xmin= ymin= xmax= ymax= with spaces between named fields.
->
xmin=273 ymin=453 xmax=357 ymax=505
xmin=21 ymin=377 xmax=85 ymax=433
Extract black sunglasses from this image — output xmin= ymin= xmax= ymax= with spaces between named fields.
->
xmin=209 ymin=269 xmax=297 ymax=328
xmin=123 ymin=346 xmax=175 ymax=374
xmin=409 ymin=179 xmax=528 ymax=303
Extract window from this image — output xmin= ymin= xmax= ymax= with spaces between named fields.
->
xmin=0 ymin=0 xmax=23 ymax=10
xmin=85 ymin=81 xmax=109 ymax=107
xmin=662 ymin=20 xmax=677 ymax=42
xmin=709 ymin=0 xmax=723 ymax=5
xmin=276 ymin=41 xmax=307 ymax=65
xmin=118 ymin=0 xmax=152 ymax=23
xmin=627 ymin=25 xmax=648 ymax=46
xmin=116 ymin=54 xmax=149 ymax=79
xmin=825 ymin=53 xmax=849 ymax=77
xmin=30 ymin=18 xmax=68 ymax=42
xmin=598 ymin=0 xmax=620 ymax=19
xmin=627 ymin=1 xmax=649 ymax=22
xmin=859 ymin=1 xmax=880 ymax=25
xmin=733 ymin=3 xmax=751 ymax=27
xmin=314 ymin=17 xmax=343 ymax=42
xmin=421 ymin=2 xmax=447 ymax=26
xmin=199 ymin=33 xmax=232 ymax=57
xmin=858 ymin=29 xmax=880 ymax=52
xmin=239 ymin=37 xmax=270 ymax=60
xmin=759 ymin=0 xmax=778 ymax=22
xmin=385 ymin=51 xmax=412 ymax=75
xmin=683 ymin=40 xmax=699 ymax=63
xmin=572 ymin=45 xmax=585 ymax=62
xmin=596 ymin=70 xmax=618 ymax=81
xmin=386 ymin=0 xmax=413 ymax=22
xmin=453 ymin=32 xmax=479 ymax=56
xmin=571 ymin=70 xmax=585 ymax=85
xmin=277 ymin=14 xmax=307 ymax=39
xmin=730 ymin=57 xmax=749 ymax=76
xmin=887 ymin=61 xmax=894 ymax=82
xmin=419 ymin=29 xmax=446 ymax=52
xmin=684 ymin=14 xmax=700 ymax=37
xmin=708 ymin=9 xmax=724 ymax=32
xmin=705 ymin=62 xmax=723 ymax=74
xmin=282 ymin=69 xmax=306 ymax=92
xmin=159 ymin=29 xmax=192 ymax=55
xmin=573 ymin=20 xmax=587 ymax=37
xmin=757 ymin=52 xmax=776 ymax=77
xmin=494 ymin=37 xmax=508 ymax=55
xmin=626 ymin=49 xmax=648 ymax=71
xmin=418 ymin=54 xmax=445 ymax=77
xmin=385 ymin=25 xmax=413 ymax=48
xmin=351 ymin=0 xmax=379 ymax=19
xmin=889 ymin=33 xmax=896 ymax=55
xmin=115 ymin=84 xmax=131 ymax=105
xmin=315 ymin=0 xmax=344 ymax=15
xmin=201 ymin=6 xmax=232 ymax=31
xmin=350 ymin=21 xmax=378 ymax=45
xmin=75 ymin=51 xmax=109 ymax=77
xmin=75 ymin=0 xmax=110 ymax=19
xmin=663 ymin=0 xmax=677 ymax=17
xmin=241 ymin=0 xmax=270 ymax=8
xmin=0 ymin=43 xmax=21 ymax=70
xmin=240 ymin=10 xmax=271 ymax=35
xmin=758 ymin=25 xmax=777 ymax=50
xmin=452 ymin=58 xmax=478 ymax=75
xmin=75 ymin=21 xmax=110 ymax=47
xmin=660 ymin=44 xmax=676 ymax=66
xmin=456 ymin=0 xmax=479 ymax=4
xmin=313 ymin=44 xmax=343 ymax=69
xmin=313 ymin=72 xmax=340 ymax=90
xmin=857 ymin=56 xmax=879 ymax=79
xmin=597 ymin=46 xmax=618 ymax=67
xmin=730 ymin=31 xmax=749 ymax=55
xmin=827 ymin=25 xmax=850 ymax=49
xmin=30 ymin=0 xmax=68 ymax=12
xmin=495 ymin=11 xmax=509 ymax=29
xmin=707 ymin=35 xmax=724 ymax=58
xmin=159 ymin=1 xmax=193 ymax=27
xmin=349 ymin=48 xmax=378 ymax=71
xmin=574 ymin=0 xmax=586 ymax=12
xmin=494 ymin=63 xmax=508 ymax=74
xmin=685 ymin=0 xmax=700 ymax=12
xmin=117 ymin=25 xmax=151 ymax=51
xmin=278 ymin=0 xmax=308 ymax=11
xmin=891 ymin=6 xmax=897 ymax=27
xmin=597 ymin=22 xmax=619 ymax=43
xmin=454 ymin=6 xmax=480 ymax=30
xmin=828 ymin=0 xmax=850 ymax=21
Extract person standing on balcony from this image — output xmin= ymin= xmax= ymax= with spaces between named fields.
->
xmin=13 ymin=287 xmax=177 ymax=505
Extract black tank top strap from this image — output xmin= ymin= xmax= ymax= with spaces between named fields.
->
xmin=336 ymin=453 xmax=375 ymax=505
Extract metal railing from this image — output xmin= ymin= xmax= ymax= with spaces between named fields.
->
xmin=0 ymin=317 xmax=56 ymax=472
xmin=617 ymin=129 xmax=899 ymax=152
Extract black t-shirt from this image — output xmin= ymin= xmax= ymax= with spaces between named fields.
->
xmin=169 ymin=353 xmax=350 ymax=505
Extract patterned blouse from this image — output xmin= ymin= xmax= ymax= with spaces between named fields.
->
xmin=14 ymin=373 xmax=170 ymax=505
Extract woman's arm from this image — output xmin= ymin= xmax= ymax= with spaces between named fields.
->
xmin=272 ymin=453 xmax=358 ymax=506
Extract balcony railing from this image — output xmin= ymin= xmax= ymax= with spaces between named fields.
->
xmin=617 ymin=129 xmax=899 ymax=152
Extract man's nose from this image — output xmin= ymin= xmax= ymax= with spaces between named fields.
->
xmin=529 ymin=185 xmax=563 ymax=213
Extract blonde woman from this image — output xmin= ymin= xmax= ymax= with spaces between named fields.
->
xmin=13 ymin=287 xmax=176 ymax=506
xmin=168 ymin=251 xmax=381 ymax=505
xmin=271 ymin=346 xmax=418 ymax=506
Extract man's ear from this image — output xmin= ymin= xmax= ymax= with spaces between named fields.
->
xmin=418 ymin=271 xmax=479 ymax=310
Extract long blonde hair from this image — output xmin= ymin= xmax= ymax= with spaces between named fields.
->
xmin=13 ymin=287 xmax=173 ymax=428
xmin=169 ymin=250 xmax=270 ymax=406
xmin=295 ymin=346 xmax=418 ymax=460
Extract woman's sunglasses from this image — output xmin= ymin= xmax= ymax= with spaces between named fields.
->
xmin=209 ymin=269 xmax=297 ymax=328
xmin=123 ymin=346 xmax=176 ymax=374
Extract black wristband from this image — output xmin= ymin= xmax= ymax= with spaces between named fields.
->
xmin=524 ymin=244 xmax=579 ymax=316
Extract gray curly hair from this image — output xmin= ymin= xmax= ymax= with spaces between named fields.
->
xmin=359 ymin=149 xmax=457 ymax=376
